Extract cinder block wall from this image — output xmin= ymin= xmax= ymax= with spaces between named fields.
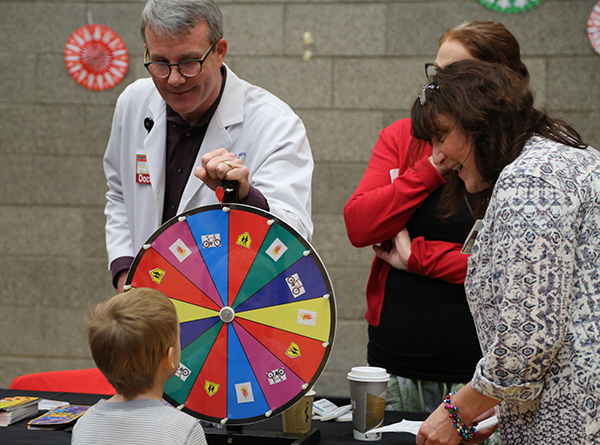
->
xmin=1 ymin=0 xmax=599 ymax=398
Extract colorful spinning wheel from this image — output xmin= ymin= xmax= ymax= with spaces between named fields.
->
xmin=126 ymin=204 xmax=336 ymax=425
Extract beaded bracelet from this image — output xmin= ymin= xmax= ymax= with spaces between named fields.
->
xmin=443 ymin=391 xmax=478 ymax=440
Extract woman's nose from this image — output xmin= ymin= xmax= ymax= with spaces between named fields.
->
xmin=432 ymin=144 xmax=446 ymax=165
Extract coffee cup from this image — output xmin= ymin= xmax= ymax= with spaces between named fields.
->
xmin=347 ymin=366 xmax=389 ymax=441
xmin=282 ymin=389 xmax=316 ymax=434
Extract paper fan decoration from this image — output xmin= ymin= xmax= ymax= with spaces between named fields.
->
xmin=588 ymin=2 xmax=600 ymax=55
xmin=64 ymin=24 xmax=129 ymax=91
xmin=476 ymin=0 xmax=546 ymax=13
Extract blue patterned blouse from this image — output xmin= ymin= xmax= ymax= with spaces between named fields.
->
xmin=467 ymin=135 xmax=600 ymax=444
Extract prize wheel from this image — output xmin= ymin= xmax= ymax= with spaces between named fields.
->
xmin=126 ymin=204 xmax=336 ymax=425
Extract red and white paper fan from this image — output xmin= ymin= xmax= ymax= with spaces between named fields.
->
xmin=64 ymin=24 xmax=129 ymax=91
xmin=588 ymin=2 xmax=600 ymax=55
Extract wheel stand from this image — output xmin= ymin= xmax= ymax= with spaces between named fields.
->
xmin=205 ymin=425 xmax=321 ymax=445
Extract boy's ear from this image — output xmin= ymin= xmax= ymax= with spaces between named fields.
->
xmin=164 ymin=346 xmax=176 ymax=370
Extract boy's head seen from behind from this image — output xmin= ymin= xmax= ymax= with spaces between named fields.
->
xmin=86 ymin=288 xmax=179 ymax=400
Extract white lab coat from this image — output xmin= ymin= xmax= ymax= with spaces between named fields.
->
xmin=104 ymin=66 xmax=314 ymax=268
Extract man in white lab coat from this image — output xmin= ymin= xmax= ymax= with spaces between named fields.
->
xmin=104 ymin=0 xmax=314 ymax=292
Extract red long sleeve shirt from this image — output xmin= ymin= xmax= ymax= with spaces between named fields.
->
xmin=344 ymin=119 xmax=469 ymax=326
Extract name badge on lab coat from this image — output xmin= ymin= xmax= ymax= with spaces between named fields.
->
xmin=136 ymin=153 xmax=151 ymax=184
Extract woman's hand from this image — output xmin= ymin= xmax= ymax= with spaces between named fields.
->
xmin=416 ymin=385 xmax=499 ymax=445
xmin=416 ymin=403 xmax=462 ymax=445
xmin=373 ymin=228 xmax=412 ymax=270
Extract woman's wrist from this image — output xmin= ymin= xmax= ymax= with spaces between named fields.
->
xmin=443 ymin=391 xmax=477 ymax=440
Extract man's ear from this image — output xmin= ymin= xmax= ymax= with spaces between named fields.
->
xmin=215 ymin=38 xmax=228 ymax=66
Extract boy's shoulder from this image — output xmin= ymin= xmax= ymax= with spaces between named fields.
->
xmin=73 ymin=399 xmax=206 ymax=444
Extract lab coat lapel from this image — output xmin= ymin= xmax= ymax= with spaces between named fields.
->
xmin=144 ymin=94 xmax=167 ymax=225
xmin=178 ymin=65 xmax=244 ymax=212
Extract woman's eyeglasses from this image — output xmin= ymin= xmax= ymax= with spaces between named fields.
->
xmin=425 ymin=63 xmax=438 ymax=82
xmin=418 ymin=84 xmax=439 ymax=105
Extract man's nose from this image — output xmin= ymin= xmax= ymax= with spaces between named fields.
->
xmin=167 ymin=66 xmax=186 ymax=86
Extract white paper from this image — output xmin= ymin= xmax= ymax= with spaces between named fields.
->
xmin=38 ymin=399 xmax=70 ymax=410
xmin=366 ymin=415 xmax=497 ymax=437
xmin=366 ymin=419 xmax=423 ymax=436
xmin=319 ymin=404 xmax=351 ymax=421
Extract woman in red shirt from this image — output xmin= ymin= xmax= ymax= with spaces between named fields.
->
xmin=344 ymin=21 xmax=529 ymax=414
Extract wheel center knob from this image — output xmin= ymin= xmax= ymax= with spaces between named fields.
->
xmin=219 ymin=306 xmax=235 ymax=323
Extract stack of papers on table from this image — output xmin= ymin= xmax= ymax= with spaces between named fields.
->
xmin=312 ymin=398 xmax=352 ymax=422
xmin=0 ymin=396 xmax=39 ymax=427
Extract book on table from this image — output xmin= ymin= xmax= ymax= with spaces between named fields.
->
xmin=0 ymin=396 xmax=40 ymax=427
xmin=28 ymin=405 xmax=89 ymax=430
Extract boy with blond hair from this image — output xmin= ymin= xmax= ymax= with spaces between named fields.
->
xmin=72 ymin=288 xmax=206 ymax=444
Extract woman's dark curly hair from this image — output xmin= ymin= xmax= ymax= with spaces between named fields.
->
xmin=411 ymin=59 xmax=586 ymax=218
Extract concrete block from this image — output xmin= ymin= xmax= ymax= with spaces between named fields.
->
xmin=0 ymin=104 xmax=38 ymax=153
xmin=334 ymin=57 xmax=425 ymax=110
xmin=383 ymin=111 xmax=411 ymax=129
xmin=297 ymin=110 xmax=385 ymax=163
xmin=88 ymin=3 xmax=146 ymax=55
xmin=385 ymin=2 xmax=596 ymax=57
xmin=334 ymin=57 xmax=547 ymax=113
xmin=0 ymin=53 xmax=38 ymax=103
xmin=0 ymin=2 xmax=86 ymax=53
xmin=386 ymin=3 xmax=486 ymax=57
xmin=221 ymin=4 xmax=284 ymax=56
xmin=130 ymin=54 xmax=151 ymax=82
xmin=547 ymin=56 xmax=600 ymax=111
xmin=0 ymin=155 xmax=106 ymax=206
xmin=0 ymin=206 xmax=107 ymax=258
xmin=499 ymin=1 xmax=596 ymax=56
xmin=234 ymin=57 xmax=333 ymax=108
xmin=1 ymin=358 xmax=96 ymax=390
xmin=35 ymin=53 xmax=133 ymax=105
xmin=524 ymin=57 xmax=547 ymax=109
xmin=0 ymin=257 xmax=113 ymax=309
xmin=311 ymin=214 xmax=374 ymax=268
xmin=312 ymin=371 xmax=348 ymax=398
xmin=285 ymin=3 xmax=386 ymax=56
xmin=313 ymin=162 xmax=367 ymax=216
xmin=0 ymin=104 xmax=111 ymax=156
xmin=328 ymin=266 xmax=370 ymax=321
xmin=326 ymin=320 xmax=369 ymax=373
xmin=559 ymin=111 xmax=600 ymax=150
xmin=83 ymin=105 xmax=115 ymax=156
xmin=0 ymin=306 xmax=91 ymax=358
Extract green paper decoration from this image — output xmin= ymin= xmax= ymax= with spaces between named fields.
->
xmin=476 ymin=0 xmax=546 ymax=14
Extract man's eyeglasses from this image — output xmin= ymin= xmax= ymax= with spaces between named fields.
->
xmin=144 ymin=42 xmax=215 ymax=79
xmin=419 ymin=84 xmax=439 ymax=105
xmin=425 ymin=63 xmax=438 ymax=82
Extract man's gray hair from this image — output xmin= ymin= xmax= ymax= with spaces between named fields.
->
xmin=140 ymin=0 xmax=223 ymax=44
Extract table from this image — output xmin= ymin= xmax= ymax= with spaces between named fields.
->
xmin=0 ymin=389 xmax=425 ymax=444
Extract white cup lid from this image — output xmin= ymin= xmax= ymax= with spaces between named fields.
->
xmin=347 ymin=366 xmax=390 ymax=382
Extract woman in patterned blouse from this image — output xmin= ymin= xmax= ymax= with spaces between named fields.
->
xmin=412 ymin=59 xmax=600 ymax=445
